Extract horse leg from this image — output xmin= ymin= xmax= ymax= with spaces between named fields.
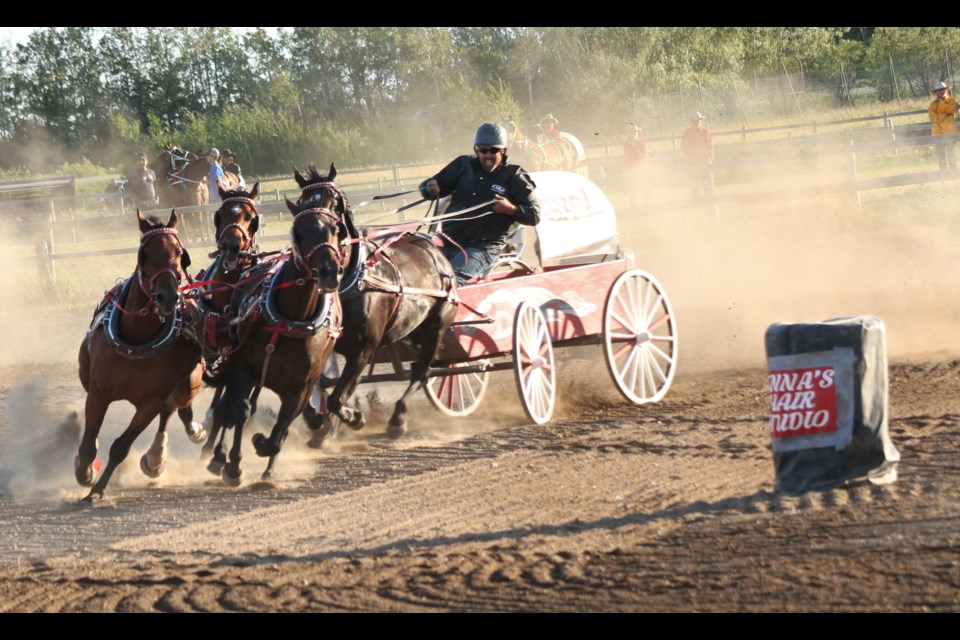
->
xmin=251 ymin=389 xmax=307 ymax=461
xmin=327 ymin=349 xmax=376 ymax=430
xmin=387 ymin=312 xmax=452 ymax=439
xmin=84 ymin=401 xmax=163 ymax=502
xmin=140 ymin=408 xmax=171 ymax=478
xmin=177 ymin=406 xmax=206 ymax=444
xmin=302 ymin=379 xmax=340 ymax=449
xmin=201 ymin=386 xmax=224 ymax=458
xmin=75 ymin=393 xmax=108 ymax=488
xmin=220 ymin=376 xmax=254 ymax=487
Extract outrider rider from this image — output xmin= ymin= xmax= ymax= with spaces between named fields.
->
xmin=418 ymin=122 xmax=541 ymax=286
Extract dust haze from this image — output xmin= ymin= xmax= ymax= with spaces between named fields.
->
xmin=2 ymin=137 xmax=959 ymax=498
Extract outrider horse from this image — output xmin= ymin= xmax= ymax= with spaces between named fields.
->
xmin=151 ymin=144 xmax=239 ymax=242
xmin=203 ymin=185 xmax=343 ymax=485
xmin=75 ymin=210 xmax=205 ymax=503
xmin=503 ymin=118 xmax=579 ymax=172
xmin=294 ymin=163 xmax=459 ymax=444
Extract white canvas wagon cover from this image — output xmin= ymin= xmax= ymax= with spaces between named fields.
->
xmin=528 ymin=170 xmax=619 ymax=262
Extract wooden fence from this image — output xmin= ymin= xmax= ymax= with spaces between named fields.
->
xmin=7 ymin=106 xmax=958 ymax=282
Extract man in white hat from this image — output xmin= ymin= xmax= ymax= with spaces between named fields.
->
xmin=928 ymin=81 xmax=958 ymax=170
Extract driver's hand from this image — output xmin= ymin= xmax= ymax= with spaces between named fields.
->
xmin=492 ymin=194 xmax=516 ymax=216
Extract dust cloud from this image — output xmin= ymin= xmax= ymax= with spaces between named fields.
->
xmin=3 ymin=137 xmax=960 ymax=499
xmin=616 ymin=144 xmax=960 ymax=374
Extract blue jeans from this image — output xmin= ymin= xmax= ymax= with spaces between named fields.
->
xmin=441 ymin=244 xmax=496 ymax=286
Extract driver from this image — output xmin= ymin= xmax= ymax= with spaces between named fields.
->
xmin=419 ymin=122 xmax=540 ymax=286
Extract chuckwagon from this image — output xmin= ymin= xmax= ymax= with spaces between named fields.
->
xmin=323 ymin=170 xmax=678 ymax=426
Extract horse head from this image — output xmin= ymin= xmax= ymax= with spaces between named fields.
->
xmin=295 ymin=161 xmax=352 ymax=243
xmin=287 ymin=163 xmax=347 ymax=293
xmin=136 ymin=209 xmax=190 ymax=318
xmin=214 ymin=182 xmax=261 ymax=271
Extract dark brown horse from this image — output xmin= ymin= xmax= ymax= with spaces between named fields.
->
xmin=75 ymin=210 xmax=204 ymax=503
xmin=203 ymin=185 xmax=343 ymax=485
xmin=503 ymin=118 xmax=580 ymax=172
xmin=294 ymin=163 xmax=459 ymax=444
xmin=182 ymin=182 xmax=267 ymax=471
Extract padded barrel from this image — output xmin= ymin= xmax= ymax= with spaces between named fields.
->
xmin=765 ymin=316 xmax=900 ymax=494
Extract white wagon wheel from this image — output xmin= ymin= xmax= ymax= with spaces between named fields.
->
xmin=602 ymin=269 xmax=678 ymax=404
xmin=512 ymin=301 xmax=556 ymax=425
xmin=424 ymin=360 xmax=490 ymax=417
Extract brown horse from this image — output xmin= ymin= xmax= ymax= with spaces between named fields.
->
xmin=203 ymin=183 xmax=343 ymax=485
xmin=75 ymin=210 xmax=204 ymax=503
xmin=294 ymin=163 xmax=459 ymax=444
xmin=503 ymin=118 xmax=581 ymax=172
xmin=150 ymin=144 xmax=205 ymax=209
xmin=150 ymin=144 xmax=241 ymax=245
xmin=183 ymin=182 xmax=267 ymax=471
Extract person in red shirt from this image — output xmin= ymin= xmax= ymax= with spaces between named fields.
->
xmin=540 ymin=113 xmax=562 ymax=140
xmin=623 ymin=124 xmax=647 ymax=171
xmin=680 ymin=112 xmax=715 ymax=200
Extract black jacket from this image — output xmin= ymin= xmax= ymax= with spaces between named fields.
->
xmin=419 ymin=155 xmax=540 ymax=253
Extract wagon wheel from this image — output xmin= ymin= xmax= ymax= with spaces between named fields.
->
xmin=424 ymin=360 xmax=490 ymax=417
xmin=512 ymin=301 xmax=555 ymax=425
xmin=602 ymin=269 xmax=678 ymax=404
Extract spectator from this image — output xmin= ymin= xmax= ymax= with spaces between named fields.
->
xmin=207 ymin=148 xmax=224 ymax=204
xmin=623 ymin=124 xmax=647 ymax=172
xmin=540 ymin=113 xmax=562 ymax=140
xmin=680 ymin=112 xmax=715 ymax=200
xmin=418 ymin=122 xmax=541 ymax=286
xmin=126 ymin=152 xmax=159 ymax=210
xmin=928 ymin=81 xmax=958 ymax=171
xmin=221 ymin=149 xmax=245 ymax=189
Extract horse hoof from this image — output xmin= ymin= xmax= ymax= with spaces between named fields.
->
xmin=386 ymin=424 xmax=407 ymax=440
xmin=206 ymin=458 xmax=225 ymax=476
xmin=251 ymin=433 xmax=278 ymax=458
xmin=74 ymin=455 xmax=102 ymax=487
xmin=345 ymin=413 xmax=365 ymax=431
xmin=221 ymin=466 xmax=243 ymax=488
xmin=140 ymin=453 xmax=165 ymax=479
xmin=186 ymin=421 xmax=207 ymax=444
xmin=307 ymin=431 xmax=326 ymax=449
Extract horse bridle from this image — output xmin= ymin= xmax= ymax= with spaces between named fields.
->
xmin=290 ymin=206 xmax=343 ymax=277
xmin=216 ymin=196 xmax=259 ymax=256
xmin=164 ymin=147 xmax=200 ymax=187
xmin=137 ymin=227 xmax=185 ymax=305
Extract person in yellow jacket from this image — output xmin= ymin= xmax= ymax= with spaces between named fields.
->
xmin=928 ymin=80 xmax=958 ymax=170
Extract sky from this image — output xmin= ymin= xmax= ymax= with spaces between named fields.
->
xmin=0 ymin=27 xmax=36 ymax=46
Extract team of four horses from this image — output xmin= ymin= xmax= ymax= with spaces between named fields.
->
xmin=76 ymin=160 xmax=462 ymax=503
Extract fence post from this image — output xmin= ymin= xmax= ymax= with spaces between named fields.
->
xmin=848 ymin=141 xmax=861 ymax=207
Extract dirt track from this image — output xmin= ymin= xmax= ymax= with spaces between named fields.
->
xmin=0 ymin=190 xmax=959 ymax=612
